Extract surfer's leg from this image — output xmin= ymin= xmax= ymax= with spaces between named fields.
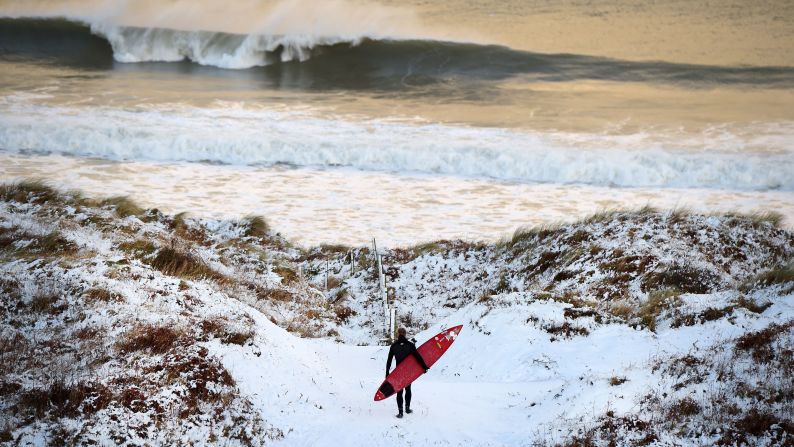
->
xmin=396 ymin=389 xmax=404 ymax=412
xmin=405 ymin=385 xmax=412 ymax=412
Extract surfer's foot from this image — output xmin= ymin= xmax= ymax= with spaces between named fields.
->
xmin=396 ymin=412 xmax=403 ymax=418
xmin=406 ymin=408 xmax=413 ymax=414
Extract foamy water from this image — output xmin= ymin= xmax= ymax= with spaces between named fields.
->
xmin=1 ymin=0 xmax=793 ymax=246
xmin=2 ymin=153 xmax=793 ymax=247
xmin=1 ymin=97 xmax=792 ymax=191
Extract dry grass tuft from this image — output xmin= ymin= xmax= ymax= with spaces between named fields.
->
xmin=16 ymin=380 xmax=112 ymax=419
xmin=544 ymin=322 xmax=590 ymax=340
xmin=29 ymin=291 xmax=65 ymax=314
xmin=254 ymin=287 xmax=293 ymax=302
xmin=2 ymin=229 xmax=77 ymax=255
xmin=641 ymin=264 xmax=718 ymax=295
xmin=608 ymin=301 xmax=635 ymax=320
xmin=508 ymin=224 xmax=560 ymax=247
xmin=638 ymin=288 xmax=682 ymax=331
xmin=118 ymin=239 xmax=157 ymax=258
xmin=0 ymin=179 xmax=59 ymax=204
xmin=734 ymin=321 xmax=793 ymax=363
xmin=742 ymin=262 xmax=794 ymax=291
xmin=149 ymin=246 xmax=227 ymax=282
xmin=244 ymin=215 xmax=269 ymax=238
xmin=667 ymin=207 xmax=691 ymax=225
xmin=83 ymin=287 xmax=123 ymax=303
xmin=39 ymin=231 xmax=77 ymax=254
xmin=200 ymin=318 xmax=255 ymax=346
xmin=667 ymin=397 xmax=701 ymax=421
xmin=117 ymin=325 xmax=184 ymax=354
xmin=100 ymin=196 xmax=144 ymax=218
xmin=333 ymin=305 xmax=356 ymax=324
xmin=748 ymin=211 xmax=784 ymax=228
xmin=272 ymin=265 xmax=299 ymax=285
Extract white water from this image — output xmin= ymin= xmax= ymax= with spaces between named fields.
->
xmin=2 ymin=0 xmax=424 ymax=68
xmin=1 ymin=97 xmax=792 ymax=191
xmin=3 ymin=153 xmax=793 ymax=246
xmin=91 ymin=23 xmax=369 ymax=67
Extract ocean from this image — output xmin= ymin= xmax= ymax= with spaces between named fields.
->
xmin=1 ymin=0 xmax=793 ymax=245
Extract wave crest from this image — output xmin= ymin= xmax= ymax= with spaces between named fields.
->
xmin=91 ymin=23 xmax=367 ymax=68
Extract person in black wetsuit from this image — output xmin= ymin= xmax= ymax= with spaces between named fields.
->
xmin=386 ymin=327 xmax=429 ymax=418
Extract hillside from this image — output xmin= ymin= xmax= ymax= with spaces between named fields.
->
xmin=1 ymin=181 xmax=792 ymax=446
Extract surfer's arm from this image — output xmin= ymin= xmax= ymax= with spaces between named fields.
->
xmin=386 ymin=347 xmax=394 ymax=376
xmin=411 ymin=345 xmax=429 ymax=372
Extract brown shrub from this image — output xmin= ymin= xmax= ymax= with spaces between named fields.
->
xmin=200 ymin=318 xmax=254 ymax=346
xmin=73 ymin=326 xmax=102 ymax=340
xmin=149 ymin=246 xmax=226 ymax=282
xmin=639 ymin=288 xmax=682 ymax=331
xmin=0 ymin=180 xmax=59 ymax=204
xmin=608 ymin=302 xmax=634 ymax=320
xmin=29 ymin=291 xmax=66 ymax=314
xmin=733 ymin=296 xmax=772 ymax=314
xmin=668 ymin=397 xmax=701 ymax=421
xmin=244 ymin=215 xmax=269 ymax=238
xmin=155 ymin=348 xmax=236 ymax=417
xmin=526 ymin=251 xmax=560 ymax=275
xmin=118 ymin=239 xmax=157 ymax=258
xmin=38 ymin=231 xmax=77 ymax=254
xmin=641 ymin=264 xmax=719 ymax=294
xmin=545 ymin=322 xmax=589 ymax=339
xmin=334 ymin=305 xmax=356 ymax=324
xmin=100 ymin=196 xmax=143 ymax=218
xmin=16 ymin=381 xmax=111 ymax=419
xmin=117 ymin=325 xmax=183 ymax=354
xmin=744 ymin=263 xmax=794 ymax=290
xmin=734 ymin=321 xmax=793 ymax=363
xmin=118 ymin=387 xmax=148 ymax=413
xmin=564 ymin=307 xmax=598 ymax=320
xmin=734 ymin=409 xmax=778 ymax=436
xmin=272 ymin=266 xmax=299 ymax=285
xmin=84 ymin=287 xmax=122 ymax=303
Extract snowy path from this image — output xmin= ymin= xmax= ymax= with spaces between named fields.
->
xmin=209 ymin=298 xmax=656 ymax=445
xmin=207 ymin=291 xmax=794 ymax=446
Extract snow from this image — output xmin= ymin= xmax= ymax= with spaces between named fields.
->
xmin=1 ymin=188 xmax=792 ymax=446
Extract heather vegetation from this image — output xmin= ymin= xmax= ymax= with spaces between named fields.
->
xmin=1 ymin=181 xmax=792 ymax=445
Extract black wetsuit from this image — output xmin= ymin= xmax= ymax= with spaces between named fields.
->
xmin=386 ymin=335 xmax=429 ymax=412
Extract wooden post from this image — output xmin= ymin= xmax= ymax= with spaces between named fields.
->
xmin=373 ymin=238 xmax=391 ymax=340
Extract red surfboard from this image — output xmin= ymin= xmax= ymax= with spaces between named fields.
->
xmin=374 ymin=325 xmax=463 ymax=401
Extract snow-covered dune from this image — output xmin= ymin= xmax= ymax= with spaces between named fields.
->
xmin=1 ymin=182 xmax=792 ymax=446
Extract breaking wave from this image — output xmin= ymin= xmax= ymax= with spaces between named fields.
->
xmin=2 ymin=18 xmax=794 ymax=88
xmin=0 ymin=99 xmax=792 ymax=191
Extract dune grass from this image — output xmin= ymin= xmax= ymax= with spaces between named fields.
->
xmin=0 ymin=179 xmax=60 ymax=204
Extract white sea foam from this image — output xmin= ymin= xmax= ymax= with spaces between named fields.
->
xmin=90 ymin=23 xmax=367 ymax=68
xmin=2 ymin=0 xmax=422 ymax=68
xmin=0 ymin=98 xmax=792 ymax=191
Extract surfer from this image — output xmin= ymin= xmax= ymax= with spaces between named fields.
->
xmin=386 ymin=327 xmax=429 ymax=418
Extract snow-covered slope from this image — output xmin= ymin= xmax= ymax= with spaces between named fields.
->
xmin=1 ymin=182 xmax=792 ymax=446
